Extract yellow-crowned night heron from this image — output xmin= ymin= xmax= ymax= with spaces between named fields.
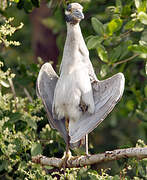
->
xmin=37 ymin=3 xmax=125 ymax=167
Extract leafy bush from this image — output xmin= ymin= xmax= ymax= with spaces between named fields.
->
xmin=0 ymin=0 xmax=146 ymax=179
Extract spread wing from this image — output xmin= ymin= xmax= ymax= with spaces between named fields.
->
xmin=69 ymin=73 xmax=125 ymax=143
xmin=79 ymin=41 xmax=98 ymax=83
xmin=37 ymin=63 xmax=125 ymax=146
xmin=36 ymin=63 xmax=80 ymax=148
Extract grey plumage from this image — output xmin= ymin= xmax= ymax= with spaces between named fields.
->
xmin=37 ymin=63 xmax=124 ymax=145
xmin=36 ymin=3 xmax=125 ymax=148
xmin=36 ymin=63 xmax=81 ymax=148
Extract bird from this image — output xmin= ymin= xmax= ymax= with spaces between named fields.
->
xmin=36 ymin=3 xmax=125 ymax=167
xmin=52 ymin=2 xmax=97 ymax=158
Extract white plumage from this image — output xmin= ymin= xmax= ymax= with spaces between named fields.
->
xmin=52 ymin=21 xmax=95 ymax=132
xmin=37 ymin=3 xmax=125 ymax=147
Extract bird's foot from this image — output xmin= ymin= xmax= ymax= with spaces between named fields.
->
xmin=60 ymin=150 xmax=72 ymax=169
xmin=85 ymin=152 xmax=91 ymax=157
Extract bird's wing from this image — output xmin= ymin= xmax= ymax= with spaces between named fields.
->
xmin=36 ymin=63 xmax=80 ymax=148
xmin=69 ymin=73 xmax=125 ymax=143
xmin=36 ymin=63 xmax=67 ymax=139
xmin=86 ymin=56 xmax=98 ymax=83
xmin=37 ymin=63 xmax=125 ymax=146
xmin=79 ymin=37 xmax=99 ymax=83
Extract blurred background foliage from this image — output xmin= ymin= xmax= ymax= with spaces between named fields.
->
xmin=0 ymin=0 xmax=147 ymax=179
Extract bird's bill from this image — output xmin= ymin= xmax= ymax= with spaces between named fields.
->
xmin=72 ymin=9 xmax=84 ymax=20
xmin=65 ymin=9 xmax=84 ymax=23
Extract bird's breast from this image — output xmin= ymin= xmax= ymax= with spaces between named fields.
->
xmin=53 ymin=67 xmax=92 ymax=121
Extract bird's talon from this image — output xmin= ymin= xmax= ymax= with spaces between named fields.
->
xmin=86 ymin=153 xmax=91 ymax=157
xmin=59 ymin=150 xmax=72 ymax=169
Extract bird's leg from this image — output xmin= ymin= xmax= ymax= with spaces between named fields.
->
xmin=85 ymin=134 xmax=89 ymax=156
xmin=60 ymin=117 xmax=71 ymax=169
xmin=65 ymin=117 xmax=71 ymax=159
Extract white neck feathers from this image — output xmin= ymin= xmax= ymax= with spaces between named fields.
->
xmin=60 ymin=23 xmax=83 ymax=74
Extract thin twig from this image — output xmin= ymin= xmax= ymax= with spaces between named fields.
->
xmin=8 ymin=78 xmax=16 ymax=99
xmin=120 ymin=30 xmax=132 ymax=38
xmin=8 ymin=78 xmax=18 ymax=109
xmin=24 ymin=87 xmax=33 ymax=103
xmin=112 ymin=54 xmax=139 ymax=67
xmin=32 ymin=147 xmax=147 ymax=168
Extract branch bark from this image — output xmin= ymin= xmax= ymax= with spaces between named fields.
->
xmin=32 ymin=147 xmax=147 ymax=168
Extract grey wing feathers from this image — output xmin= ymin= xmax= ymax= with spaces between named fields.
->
xmin=86 ymin=56 xmax=98 ymax=83
xmin=37 ymin=63 xmax=125 ymax=147
xmin=69 ymin=73 xmax=125 ymax=143
xmin=36 ymin=63 xmax=80 ymax=148
xmin=36 ymin=63 xmax=67 ymax=139
xmin=79 ymin=45 xmax=98 ymax=83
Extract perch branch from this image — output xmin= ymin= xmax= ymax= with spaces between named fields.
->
xmin=32 ymin=147 xmax=147 ymax=168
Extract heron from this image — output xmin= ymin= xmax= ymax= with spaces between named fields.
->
xmin=37 ymin=3 xmax=125 ymax=167
xmin=52 ymin=2 xmax=97 ymax=158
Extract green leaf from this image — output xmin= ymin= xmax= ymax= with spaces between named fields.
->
xmin=100 ymin=64 xmax=109 ymax=77
xmin=24 ymin=0 xmax=33 ymax=13
xmin=97 ymin=45 xmax=108 ymax=63
xmin=135 ymin=0 xmax=141 ymax=9
xmin=144 ymin=85 xmax=147 ymax=97
xmin=26 ymin=118 xmax=37 ymax=130
xmin=110 ymin=41 xmax=132 ymax=62
xmin=136 ymin=109 xmax=147 ymax=121
xmin=31 ymin=143 xmax=42 ymax=156
xmin=135 ymin=0 xmax=147 ymax=12
xmin=115 ymin=0 xmax=122 ymax=13
xmin=0 ymin=160 xmax=9 ymax=171
xmin=10 ymin=112 xmax=22 ymax=122
xmin=87 ymin=36 xmax=103 ymax=49
xmin=128 ymin=44 xmax=147 ymax=54
xmin=13 ymin=0 xmax=20 ymax=2
xmin=124 ymin=20 xmax=136 ymax=30
xmin=31 ymin=0 xmax=40 ymax=7
xmin=116 ymin=0 xmax=122 ymax=8
xmin=91 ymin=17 xmax=104 ymax=36
xmin=110 ymin=45 xmax=122 ymax=62
xmin=140 ymin=30 xmax=147 ymax=46
xmin=17 ymin=0 xmax=24 ymax=9
xmin=132 ymin=21 xmax=144 ymax=32
xmin=0 ymin=80 xmax=10 ymax=88
xmin=138 ymin=12 xmax=147 ymax=25
xmin=122 ymin=4 xmax=132 ymax=16
xmin=119 ymin=40 xmax=132 ymax=59
xmin=108 ymin=18 xmax=123 ymax=35
xmin=126 ymin=100 xmax=135 ymax=111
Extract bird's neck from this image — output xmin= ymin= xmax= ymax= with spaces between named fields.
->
xmin=66 ymin=23 xmax=82 ymax=39
xmin=60 ymin=23 xmax=84 ymax=74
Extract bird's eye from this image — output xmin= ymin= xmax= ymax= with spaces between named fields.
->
xmin=67 ymin=4 xmax=72 ymax=11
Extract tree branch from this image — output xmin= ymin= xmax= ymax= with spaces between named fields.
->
xmin=112 ymin=54 xmax=139 ymax=67
xmin=24 ymin=87 xmax=33 ymax=103
xmin=32 ymin=147 xmax=147 ymax=168
xmin=8 ymin=78 xmax=16 ymax=99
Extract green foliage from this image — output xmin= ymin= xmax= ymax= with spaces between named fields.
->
xmin=0 ymin=61 xmax=65 ymax=179
xmin=91 ymin=17 xmax=104 ymax=36
xmin=108 ymin=18 xmax=123 ymax=35
xmin=0 ymin=0 xmax=147 ymax=179
xmin=86 ymin=1 xmax=147 ymax=137
xmin=16 ymin=0 xmax=40 ymax=13
xmin=0 ymin=17 xmax=23 ymax=47
xmin=0 ymin=61 xmax=15 ymax=88
xmin=97 ymin=44 xmax=108 ymax=63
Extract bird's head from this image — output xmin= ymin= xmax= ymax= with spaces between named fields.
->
xmin=65 ymin=3 xmax=84 ymax=25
